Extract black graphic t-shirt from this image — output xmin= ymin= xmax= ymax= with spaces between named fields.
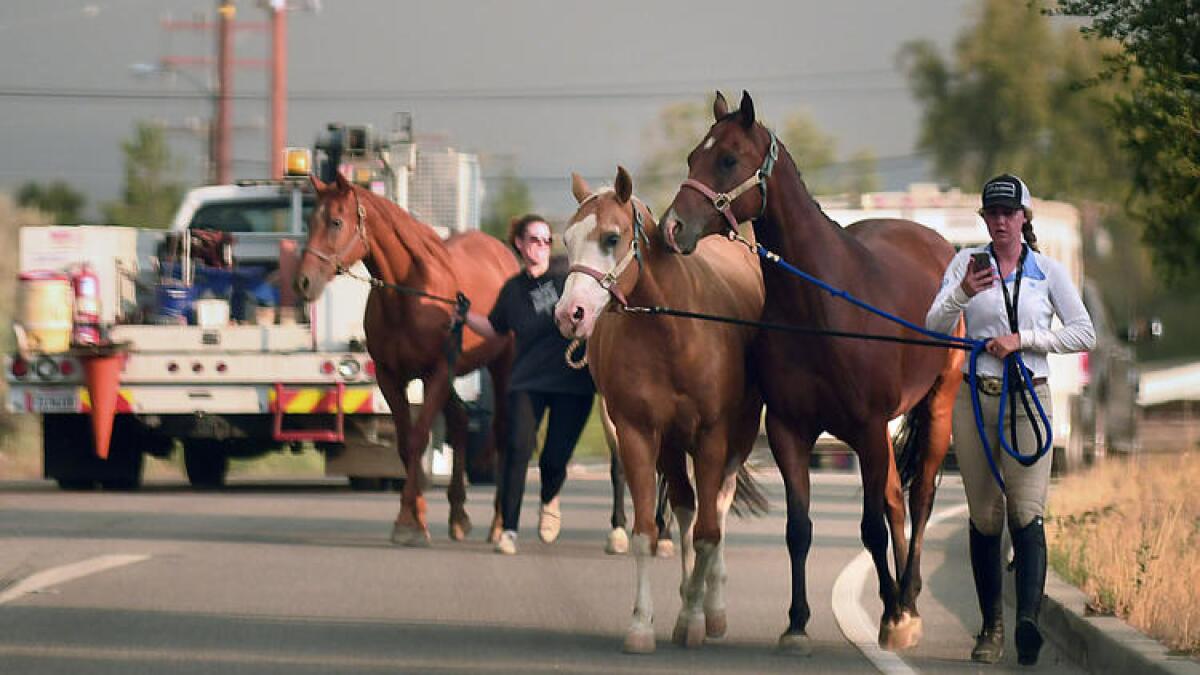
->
xmin=488 ymin=269 xmax=595 ymax=395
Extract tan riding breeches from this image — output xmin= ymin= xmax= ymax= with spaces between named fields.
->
xmin=952 ymin=381 xmax=1054 ymax=536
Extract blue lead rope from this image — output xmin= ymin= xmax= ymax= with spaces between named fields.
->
xmin=754 ymin=244 xmax=1052 ymax=489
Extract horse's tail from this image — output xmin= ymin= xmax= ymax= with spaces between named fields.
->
xmin=894 ymin=392 xmax=934 ymax=490
xmin=731 ymin=464 xmax=769 ymax=517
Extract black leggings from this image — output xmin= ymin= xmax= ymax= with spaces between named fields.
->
xmin=499 ymin=390 xmax=594 ymax=532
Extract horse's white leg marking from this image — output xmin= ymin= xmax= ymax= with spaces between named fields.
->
xmin=703 ymin=472 xmax=737 ymax=638
xmin=624 ymin=533 xmax=656 ymax=654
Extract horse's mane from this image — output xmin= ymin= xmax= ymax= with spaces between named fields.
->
xmin=354 ymin=184 xmax=454 ymax=278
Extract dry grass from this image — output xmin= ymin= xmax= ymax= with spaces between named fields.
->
xmin=1047 ymin=452 xmax=1200 ymax=656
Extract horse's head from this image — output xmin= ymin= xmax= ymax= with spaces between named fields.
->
xmin=555 ymin=166 xmax=650 ymax=339
xmin=661 ymin=90 xmax=777 ymax=254
xmin=296 ymin=171 xmax=369 ymax=302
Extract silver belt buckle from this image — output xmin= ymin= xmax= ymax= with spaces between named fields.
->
xmin=978 ymin=377 xmax=1003 ymax=396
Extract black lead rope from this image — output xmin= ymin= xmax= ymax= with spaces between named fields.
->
xmin=619 ymin=305 xmax=972 ymax=351
xmin=993 ymin=245 xmax=1045 ymax=456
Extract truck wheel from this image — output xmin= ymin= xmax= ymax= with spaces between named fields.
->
xmin=183 ymin=440 xmax=229 ymax=488
xmin=100 ymin=447 xmax=145 ymax=491
xmin=44 ymin=413 xmax=143 ymax=490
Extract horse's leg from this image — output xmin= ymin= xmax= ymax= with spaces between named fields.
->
xmin=899 ymin=378 xmax=957 ymax=621
xmin=391 ymin=365 xmax=451 ymax=546
xmin=375 ymin=369 xmax=426 ymax=547
xmin=600 ymin=398 xmax=629 ymax=555
xmin=702 ymin=471 xmax=738 ymax=640
xmin=880 ymin=426 xmax=922 ymax=650
xmin=485 ymin=348 xmax=513 ymax=544
xmin=616 ymin=425 xmax=661 ymax=654
xmin=852 ymin=418 xmax=909 ymax=650
xmin=661 ymin=449 xmax=697 ymax=646
xmin=674 ymin=432 xmax=726 ymax=649
xmin=443 ymin=397 xmax=471 ymax=541
xmin=655 ymin=473 xmax=676 ymax=558
xmin=768 ymin=411 xmax=818 ymax=656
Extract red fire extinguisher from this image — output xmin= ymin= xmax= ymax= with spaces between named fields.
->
xmin=70 ymin=263 xmax=101 ymax=346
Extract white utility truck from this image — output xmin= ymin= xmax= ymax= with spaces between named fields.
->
xmin=6 ymin=122 xmax=487 ymax=489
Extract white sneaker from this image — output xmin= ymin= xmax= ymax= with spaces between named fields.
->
xmin=539 ymin=497 xmax=562 ymax=543
xmin=494 ymin=529 xmax=517 ymax=555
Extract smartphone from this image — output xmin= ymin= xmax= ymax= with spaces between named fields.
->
xmin=970 ymin=252 xmax=991 ymax=271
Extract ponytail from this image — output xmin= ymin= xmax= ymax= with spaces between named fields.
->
xmin=1021 ymin=208 xmax=1040 ymax=252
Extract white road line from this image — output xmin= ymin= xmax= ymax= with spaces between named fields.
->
xmin=0 ymin=554 xmax=150 ymax=605
xmin=832 ymin=502 xmax=970 ymax=675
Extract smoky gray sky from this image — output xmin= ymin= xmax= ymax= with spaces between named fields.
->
xmin=1 ymin=0 xmax=984 ymax=221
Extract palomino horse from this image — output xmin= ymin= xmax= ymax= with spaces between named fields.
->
xmin=297 ymin=172 xmax=516 ymax=546
xmin=661 ymin=92 xmax=963 ymax=653
xmin=555 ymin=167 xmax=764 ymax=652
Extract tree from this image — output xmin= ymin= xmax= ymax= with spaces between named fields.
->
xmin=843 ymin=149 xmax=882 ymax=199
xmin=778 ymin=110 xmax=838 ymax=194
xmin=102 ymin=122 xmax=185 ymax=227
xmin=16 ymin=181 xmax=86 ymax=223
xmin=898 ymin=0 xmax=1129 ymax=202
xmin=636 ymin=100 xmax=712 ymax=213
xmin=481 ymin=165 xmax=534 ymax=242
xmin=1056 ymin=0 xmax=1200 ymax=280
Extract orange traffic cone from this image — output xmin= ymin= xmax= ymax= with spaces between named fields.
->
xmin=82 ymin=350 xmax=123 ymax=460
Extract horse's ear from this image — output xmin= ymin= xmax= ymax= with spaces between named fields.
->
xmin=571 ymin=172 xmax=592 ymax=204
xmin=738 ymin=90 xmax=756 ymax=128
xmin=333 ymin=169 xmax=352 ymax=193
xmin=713 ymin=91 xmax=729 ymax=120
xmin=614 ymin=166 xmax=633 ymax=204
xmin=310 ymin=175 xmax=327 ymax=192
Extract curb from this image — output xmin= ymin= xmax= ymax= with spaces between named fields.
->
xmin=1019 ymin=569 xmax=1200 ymax=674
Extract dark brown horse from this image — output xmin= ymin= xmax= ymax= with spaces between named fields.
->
xmin=661 ymin=92 xmax=964 ymax=654
xmin=297 ymin=171 xmax=517 ymax=546
xmin=555 ymin=167 xmax=764 ymax=653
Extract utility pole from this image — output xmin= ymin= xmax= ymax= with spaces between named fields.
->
xmin=268 ymin=0 xmax=287 ymax=179
xmin=216 ymin=0 xmax=235 ymax=184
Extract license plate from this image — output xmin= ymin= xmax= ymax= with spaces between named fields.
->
xmin=27 ymin=389 xmax=81 ymax=413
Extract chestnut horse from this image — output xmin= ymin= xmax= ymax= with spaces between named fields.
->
xmin=555 ymin=167 xmax=764 ymax=653
xmin=297 ymin=172 xmax=516 ymax=546
xmin=661 ymin=92 xmax=963 ymax=654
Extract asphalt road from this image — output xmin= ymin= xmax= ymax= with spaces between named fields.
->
xmin=0 ymin=468 xmax=1083 ymax=674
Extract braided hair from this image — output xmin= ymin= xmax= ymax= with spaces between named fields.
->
xmin=1021 ymin=208 xmax=1040 ymax=252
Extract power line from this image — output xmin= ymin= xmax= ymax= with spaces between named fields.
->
xmin=0 ymin=80 xmax=909 ymax=104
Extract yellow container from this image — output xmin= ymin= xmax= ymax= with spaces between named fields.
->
xmin=19 ymin=271 xmax=73 ymax=353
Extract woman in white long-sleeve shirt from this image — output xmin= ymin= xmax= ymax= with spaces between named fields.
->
xmin=926 ymin=174 xmax=1095 ymax=667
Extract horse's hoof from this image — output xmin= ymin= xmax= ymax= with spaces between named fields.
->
xmin=777 ymin=631 xmax=813 ymax=657
xmin=448 ymin=512 xmax=472 ymax=542
xmin=705 ymin=609 xmax=727 ymax=638
xmin=878 ymin=612 xmax=922 ymax=651
xmin=390 ymin=523 xmax=431 ymax=547
xmin=623 ymin=627 xmax=656 ymax=654
xmin=672 ymin=614 xmax=705 ymax=648
xmin=605 ymin=527 xmax=629 ymax=555
xmin=655 ymin=539 xmax=675 ymax=558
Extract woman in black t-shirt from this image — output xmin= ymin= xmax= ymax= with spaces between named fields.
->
xmin=465 ymin=214 xmax=595 ymax=555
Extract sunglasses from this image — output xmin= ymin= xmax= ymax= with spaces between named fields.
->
xmin=525 ymin=235 xmax=553 ymax=246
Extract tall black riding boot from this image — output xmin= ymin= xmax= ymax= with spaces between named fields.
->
xmin=1011 ymin=516 xmax=1047 ymax=666
xmin=969 ymin=522 xmax=1005 ymax=664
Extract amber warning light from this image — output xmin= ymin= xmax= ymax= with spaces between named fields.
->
xmin=284 ymin=148 xmax=312 ymax=177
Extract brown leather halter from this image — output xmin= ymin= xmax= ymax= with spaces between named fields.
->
xmin=678 ymin=129 xmax=778 ymax=235
xmin=301 ymin=188 xmax=369 ymax=275
xmin=566 ymin=193 xmax=649 ymax=309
